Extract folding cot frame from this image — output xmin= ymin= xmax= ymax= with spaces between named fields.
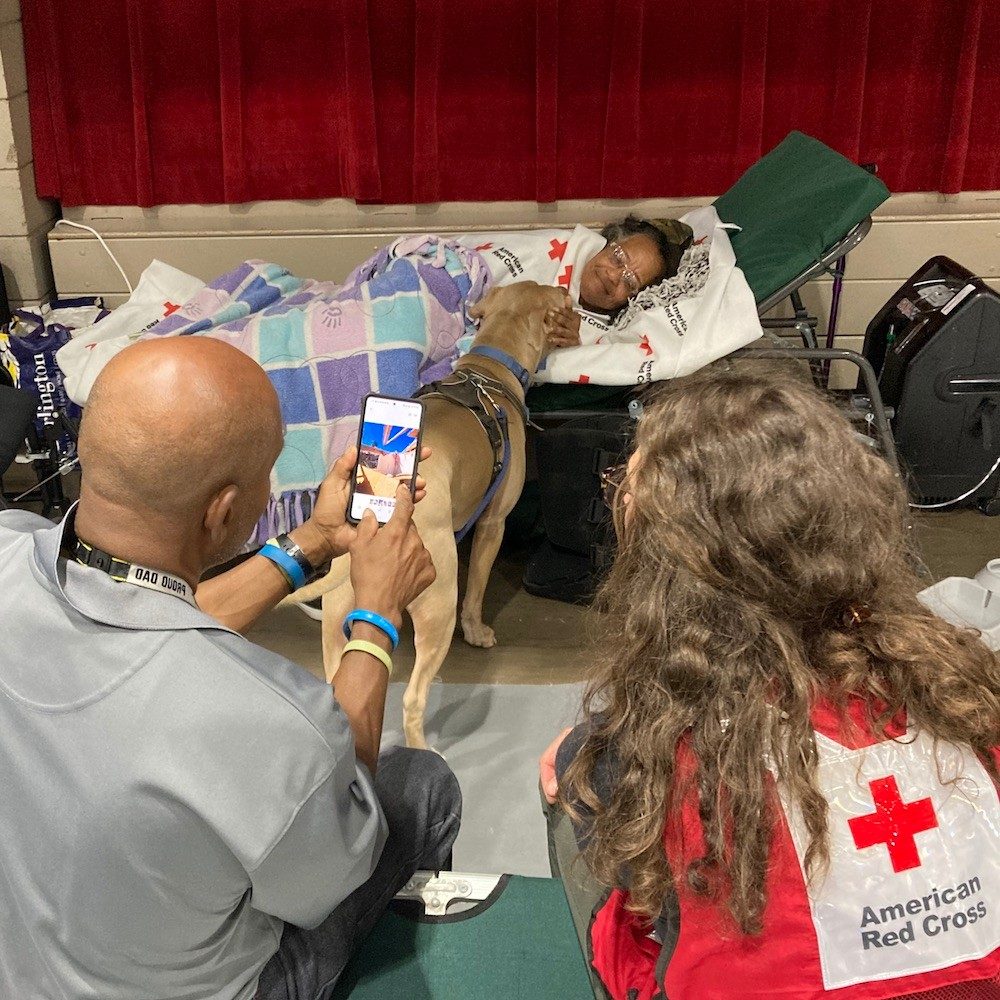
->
xmin=6 ymin=131 xmax=897 ymax=513
xmin=741 ymin=213 xmax=897 ymax=475
xmin=0 ymin=216 xmax=898 ymax=519
xmin=532 ymin=213 xmax=899 ymax=478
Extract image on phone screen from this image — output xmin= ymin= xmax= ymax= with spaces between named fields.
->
xmin=349 ymin=396 xmax=423 ymax=524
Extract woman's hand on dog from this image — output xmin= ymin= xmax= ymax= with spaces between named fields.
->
xmin=303 ymin=444 xmax=432 ymax=562
xmin=544 ymin=301 xmax=582 ymax=348
xmin=349 ymin=484 xmax=436 ymax=628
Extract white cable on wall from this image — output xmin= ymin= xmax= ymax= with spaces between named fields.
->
xmin=52 ymin=219 xmax=134 ymax=295
xmin=910 ymin=451 xmax=1000 ymax=510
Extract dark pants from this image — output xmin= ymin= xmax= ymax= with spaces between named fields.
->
xmin=255 ymin=746 xmax=461 ymax=1000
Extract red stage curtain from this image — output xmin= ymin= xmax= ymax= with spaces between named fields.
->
xmin=22 ymin=0 xmax=1000 ymax=207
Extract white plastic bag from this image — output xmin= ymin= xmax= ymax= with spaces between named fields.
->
xmin=56 ymin=260 xmax=205 ymax=405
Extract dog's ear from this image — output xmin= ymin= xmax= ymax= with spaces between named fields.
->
xmin=468 ymin=286 xmax=500 ymax=322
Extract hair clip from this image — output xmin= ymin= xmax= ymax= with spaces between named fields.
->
xmin=843 ymin=603 xmax=872 ymax=628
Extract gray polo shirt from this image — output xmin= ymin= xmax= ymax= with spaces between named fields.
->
xmin=0 ymin=508 xmax=386 ymax=1000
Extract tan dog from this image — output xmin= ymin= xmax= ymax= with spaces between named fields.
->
xmin=291 ymin=281 xmax=568 ymax=748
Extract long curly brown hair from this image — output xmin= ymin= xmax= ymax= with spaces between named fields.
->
xmin=560 ymin=362 xmax=1000 ymax=935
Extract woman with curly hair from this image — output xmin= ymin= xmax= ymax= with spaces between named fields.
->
xmin=541 ymin=363 xmax=1000 ymax=1000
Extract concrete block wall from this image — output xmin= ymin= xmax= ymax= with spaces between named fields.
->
xmin=0 ymin=1 xmax=57 ymax=309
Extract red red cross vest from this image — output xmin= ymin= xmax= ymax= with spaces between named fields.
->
xmin=589 ymin=702 xmax=1000 ymax=1000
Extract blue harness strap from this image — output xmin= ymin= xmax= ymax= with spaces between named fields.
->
xmin=454 ymin=410 xmax=511 ymax=542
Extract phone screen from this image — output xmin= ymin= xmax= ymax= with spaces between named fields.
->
xmin=349 ymin=395 xmax=424 ymax=524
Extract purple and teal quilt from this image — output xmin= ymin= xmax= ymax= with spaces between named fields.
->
xmin=145 ymin=235 xmax=491 ymax=544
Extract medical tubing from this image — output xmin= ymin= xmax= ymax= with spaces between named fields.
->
xmin=52 ymin=219 xmax=135 ymax=295
xmin=342 ymin=639 xmax=393 ymax=677
xmin=258 ymin=542 xmax=306 ymax=591
xmin=909 ymin=451 xmax=1000 ymax=510
xmin=343 ymin=609 xmax=400 ymax=650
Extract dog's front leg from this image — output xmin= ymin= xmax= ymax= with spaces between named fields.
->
xmin=460 ymin=513 xmax=506 ymax=648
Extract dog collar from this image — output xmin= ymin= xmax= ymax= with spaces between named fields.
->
xmin=467 ymin=345 xmax=532 ymax=392
xmin=71 ymin=536 xmax=198 ymax=607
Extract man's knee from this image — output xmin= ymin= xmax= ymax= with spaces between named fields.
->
xmin=375 ymin=747 xmax=462 ymax=828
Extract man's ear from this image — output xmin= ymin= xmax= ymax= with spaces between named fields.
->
xmin=204 ymin=484 xmax=239 ymax=546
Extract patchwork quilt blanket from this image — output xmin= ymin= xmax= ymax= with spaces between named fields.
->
xmin=144 ymin=237 xmax=490 ymax=545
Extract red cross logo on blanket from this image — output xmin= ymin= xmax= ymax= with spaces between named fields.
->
xmin=163 ymin=301 xmax=180 ymax=317
xmin=475 ymin=242 xmax=493 ymax=252
xmin=638 ymin=334 xmax=653 ymax=357
xmin=571 ymin=374 xmax=590 ymax=384
xmin=548 ymin=239 xmax=568 ymax=261
xmin=557 ymin=264 xmax=574 ymax=288
xmin=847 ymin=775 xmax=938 ymax=873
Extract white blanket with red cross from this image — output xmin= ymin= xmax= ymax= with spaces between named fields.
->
xmin=457 ymin=206 xmax=762 ymax=386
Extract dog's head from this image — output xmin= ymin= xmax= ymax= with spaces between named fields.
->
xmin=468 ymin=282 xmax=570 ymax=375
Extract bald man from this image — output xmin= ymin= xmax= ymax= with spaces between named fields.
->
xmin=0 ymin=338 xmax=461 ymax=1000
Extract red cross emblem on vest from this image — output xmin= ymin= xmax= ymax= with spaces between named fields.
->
xmin=571 ymin=374 xmax=590 ymax=384
xmin=848 ymin=775 xmax=938 ymax=873
xmin=475 ymin=242 xmax=493 ymax=252
xmin=638 ymin=334 xmax=653 ymax=357
xmin=558 ymin=264 xmax=574 ymax=288
xmin=163 ymin=301 xmax=180 ymax=317
xmin=548 ymin=239 xmax=568 ymax=261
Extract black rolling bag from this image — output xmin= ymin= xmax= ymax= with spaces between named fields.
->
xmin=523 ymin=415 xmax=633 ymax=604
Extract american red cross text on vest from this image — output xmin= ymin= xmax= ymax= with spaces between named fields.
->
xmin=163 ymin=302 xmax=180 ymax=317
xmin=558 ymin=265 xmax=574 ymax=287
xmin=848 ymin=775 xmax=938 ymax=873
xmin=548 ymin=239 xmax=568 ymax=261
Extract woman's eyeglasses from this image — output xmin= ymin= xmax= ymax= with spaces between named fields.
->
xmin=600 ymin=463 xmax=629 ymax=509
xmin=609 ymin=242 xmax=641 ymax=297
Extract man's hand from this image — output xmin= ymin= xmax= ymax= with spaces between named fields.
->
xmin=294 ymin=444 xmax=432 ymax=567
xmin=544 ymin=302 xmax=582 ymax=349
xmin=540 ymin=727 xmax=573 ymax=804
xmin=348 ymin=481 xmax=436 ymax=629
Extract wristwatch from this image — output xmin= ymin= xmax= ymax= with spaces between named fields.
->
xmin=273 ymin=533 xmax=322 ymax=585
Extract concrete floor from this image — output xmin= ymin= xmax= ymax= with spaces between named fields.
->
xmin=247 ymin=509 xmax=1000 ymax=687
xmin=246 ymin=538 xmax=595 ymax=685
xmin=8 ymin=461 xmax=1000 ymax=686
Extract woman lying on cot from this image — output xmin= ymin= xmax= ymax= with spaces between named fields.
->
xmin=540 ymin=364 xmax=1000 ymax=1000
xmin=457 ymin=215 xmax=693 ymax=348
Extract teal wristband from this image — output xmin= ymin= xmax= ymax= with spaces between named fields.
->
xmin=343 ymin=609 xmax=400 ymax=650
xmin=259 ymin=543 xmax=306 ymax=592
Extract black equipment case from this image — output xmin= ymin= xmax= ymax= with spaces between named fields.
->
xmin=863 ymin=256 xmax=1000 ymax=511
xmin=522 ymin=415 xmax=632 ymax=603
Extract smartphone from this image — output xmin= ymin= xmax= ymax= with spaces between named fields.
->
xmin=347 ymin=394 xmax=425 ymax=525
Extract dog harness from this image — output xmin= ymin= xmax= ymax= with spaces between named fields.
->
xmin=416 ymin=346 xmax=531 ymax=542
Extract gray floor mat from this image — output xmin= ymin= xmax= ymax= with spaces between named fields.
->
xmin=381 ymin=682 xmax=585 ymax=877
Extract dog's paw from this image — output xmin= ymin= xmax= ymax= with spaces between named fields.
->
xmin=461 ymin=621 xmax=497 ymax=648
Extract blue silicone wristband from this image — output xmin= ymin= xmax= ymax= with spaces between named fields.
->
xmin=343 ymin=609 xmax=400 ymax=651
xmin=259 ymin=543 xmax=307 ymax=592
